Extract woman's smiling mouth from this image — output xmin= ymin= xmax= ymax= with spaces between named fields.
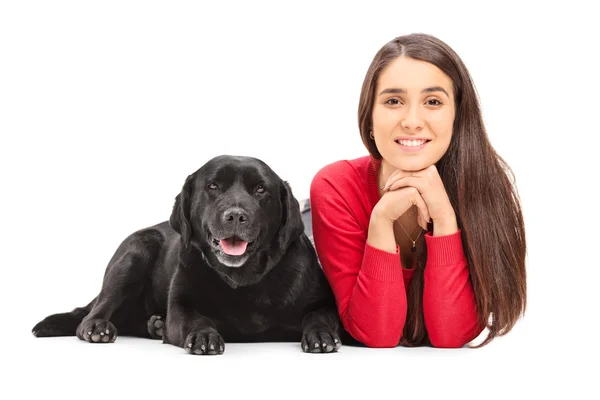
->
xmin=394 ymin=138 xmax=432 ymax=152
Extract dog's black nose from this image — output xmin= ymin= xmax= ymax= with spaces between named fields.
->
xmin=222 ymin=207 xmax=249 ymax=225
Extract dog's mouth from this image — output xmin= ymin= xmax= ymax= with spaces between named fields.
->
xmin=212 ymin=235 xmax=254 ymax=256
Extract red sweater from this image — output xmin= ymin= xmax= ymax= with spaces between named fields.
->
xmin=309 ymin=155 xmax=483 ymax=348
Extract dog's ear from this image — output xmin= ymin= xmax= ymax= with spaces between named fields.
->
xmin=169 ymin=174 xmax=194 ymax=247
xmin=277 ymin=180 xmax=304 ymax=251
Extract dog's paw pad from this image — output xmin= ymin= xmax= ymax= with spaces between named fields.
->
xmin=301 ymin=330 xmax=342 ymax=354
xmin=147 ymin=314 xmax=165 ymax=339
xmin=77 ymin=319 xmax=117 ymax=343
xmin=184 ymin=329 xmax=225 ymax=356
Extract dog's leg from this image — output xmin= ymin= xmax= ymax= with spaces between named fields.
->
xmin=164 ymin=269 xmax=224 ymax=355
xmin=77 ymin=254 xmax=151 ymax=343
xmin=147 ymin=314 xmax=166 ymax=339
xmin=76 ymin=230 xmax=164 ymax=343
xmin=301 ymin=307 xmax=343 ymax=353
xmin=165 ymin=308 xmax=224 ymax=355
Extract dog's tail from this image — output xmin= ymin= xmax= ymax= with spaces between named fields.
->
xmin=32 ymin=297 xmax=96 ymax=337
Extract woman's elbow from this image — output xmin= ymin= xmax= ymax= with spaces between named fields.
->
xmin=428 ymin=326 xmax=483 ymax=348
xmin=429 ymin=335 xmax=468 ymax=349
xmin=348 ymin=323 xmax=402 ymax=348
xmin=361 ymin=333 xmax=401 ymax=348
xmin=342 ymin=305 xmax=407 ymax=348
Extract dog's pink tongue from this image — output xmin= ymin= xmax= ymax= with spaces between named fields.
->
xmin=220 ymin=238 xmax=248 ymax=256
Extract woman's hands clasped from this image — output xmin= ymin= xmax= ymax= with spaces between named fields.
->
xmin=374 ymin=165 xmax=458 ymax=236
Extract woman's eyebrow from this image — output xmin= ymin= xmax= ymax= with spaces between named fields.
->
xmin=422 ymin=86 xmax=449 ymax=97
xmin=379 ymin=88 xmax=406 ymax=95
xmin=379 ymin=86 xmax=449 ymax=97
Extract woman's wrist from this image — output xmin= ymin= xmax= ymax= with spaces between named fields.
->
xmin=368 ymin=210 xmax=397 ymax=253
xmin=432 ymin=214 xmax=458 ymax=237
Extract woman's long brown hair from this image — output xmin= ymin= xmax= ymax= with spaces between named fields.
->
xmin=358 ymin=33 xmax=527 ymax=347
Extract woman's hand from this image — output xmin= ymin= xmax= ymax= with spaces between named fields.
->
xmin=381 ymin=165 xmax=458 ymax=236
xmin=369 ymin=186 xmax=430 ymax=253
xmin=372 ymin=186 xmax=431 ymax=231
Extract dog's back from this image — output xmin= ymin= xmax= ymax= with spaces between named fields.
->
xmin=32 ymin=155 xmax=344 ymax=354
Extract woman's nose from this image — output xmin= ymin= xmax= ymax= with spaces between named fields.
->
xmin=400 ymin=104 xmax=424 ymax=131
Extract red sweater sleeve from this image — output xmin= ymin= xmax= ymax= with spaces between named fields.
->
xmin=310 ymin=163 xmax=407 ymax=348
xmin=423 ymin=231 xmax=484 ymax=347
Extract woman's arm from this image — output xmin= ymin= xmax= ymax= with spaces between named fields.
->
xmin=310 ymin=164 xmax=407 ymax=348
xmin=382 ymin=165 xmax=484 ymax=347
xmin=423 ymin=231 xmax=484 ymax=348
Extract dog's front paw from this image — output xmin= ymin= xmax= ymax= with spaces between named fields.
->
xmin=184 ymin=329 xmax=224 ymax=355
xmin=147 ymin=314 xmax=164 ymax=339
xmin=76 ymin=319 xmax=117 ymax=343
xmin=301 ymin=329 xmax=341 ymax=353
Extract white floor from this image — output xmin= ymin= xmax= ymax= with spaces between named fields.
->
xmin=6 ymin=319 xmax=594 ymax=400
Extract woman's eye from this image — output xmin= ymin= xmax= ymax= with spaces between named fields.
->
xmin=207 ymin=183 xmax=218 ymax=190
xmin=256 ymin=185 xmax=266 ymax=194
xmin=385 ymin=98 xmax=400 ymax=106
xmin=427 ymin=99 xmax=442 ymax=106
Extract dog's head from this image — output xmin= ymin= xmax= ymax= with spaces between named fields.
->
xmin=169 ymin=155 xmax=304 ymax=288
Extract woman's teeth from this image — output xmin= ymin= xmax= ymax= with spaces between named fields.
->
xmin=397 ymin=139 xmax=428 ymax=147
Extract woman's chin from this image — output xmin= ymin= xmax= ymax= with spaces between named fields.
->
xmin=391 ymin=159 xmax=434 ymax=172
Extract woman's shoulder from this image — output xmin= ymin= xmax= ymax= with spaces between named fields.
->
xmin=310 ymin=155 xmax=375 ymax=208
xmin=310 ymin=155 xmax=375 ymax=229
xmin=311 ymin=155 xmax=373 ymax=186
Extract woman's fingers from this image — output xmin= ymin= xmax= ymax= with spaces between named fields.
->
xmin=378 ymin=184 xmax=430 ymax=227
xmin=388 ymin=176 xmax=420 ymax=193
xmin=386 ymin=177 xmax=428 ymax=226
xmin=383 ymin=170 xmax=421 ymax=192
xmin=406 ymin=187 xmax=430 ymax=228
xmin=382 ymin=169 xmax=407 ymax=191
xmin=417 ymin=213 xmax=428 ymax=231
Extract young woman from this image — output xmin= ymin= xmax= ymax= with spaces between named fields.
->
xmin=309 ymin=33 xmax=527 ymax=348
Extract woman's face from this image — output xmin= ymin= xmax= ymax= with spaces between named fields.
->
xmin=372 ymin=56 xmax=456 ymax=172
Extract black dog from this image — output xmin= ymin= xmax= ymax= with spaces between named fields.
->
xmin=32 ymin=155 xmax=342 ymax=354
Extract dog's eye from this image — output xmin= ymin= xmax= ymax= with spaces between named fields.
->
xmin=255 ymin=185 xmax=266 ymax=194
xmin=207 ymin=183 xmax=219 ymax=190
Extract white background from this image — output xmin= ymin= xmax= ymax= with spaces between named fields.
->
xmin=1 ymin=0 xmax=598 ymax=399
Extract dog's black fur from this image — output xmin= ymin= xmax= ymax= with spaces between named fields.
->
xmin=32 ymin=155 xmax=343 ymax=354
